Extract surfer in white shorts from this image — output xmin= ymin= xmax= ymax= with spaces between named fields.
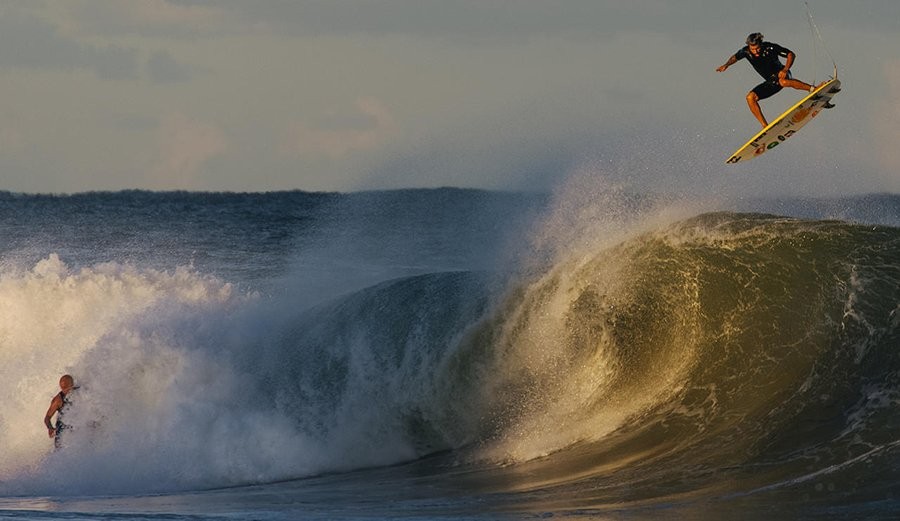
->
xmin=716 ymin=32 xmax=832 ymax=128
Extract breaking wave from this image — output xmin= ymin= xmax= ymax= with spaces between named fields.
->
xmin=1 ymin=210 xmax=898 ymax=508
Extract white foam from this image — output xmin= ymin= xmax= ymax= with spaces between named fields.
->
xmin=0 ymin=255 xmax=330 ymax=495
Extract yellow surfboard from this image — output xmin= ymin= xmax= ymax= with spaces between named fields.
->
xmin=726 ymin=77 xmax=841 ymax=164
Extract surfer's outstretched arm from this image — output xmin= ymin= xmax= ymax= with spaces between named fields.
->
xmin=717 ymin=54 xmax=738 ymax=72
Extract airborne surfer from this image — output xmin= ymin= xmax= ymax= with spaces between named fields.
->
xmin=43 ymin=374 xmax=77 ymax=449
xmin=716 ymin=32 xmax=833 ymax=128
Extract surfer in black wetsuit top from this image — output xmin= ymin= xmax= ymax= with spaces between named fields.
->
xmin=44 ymin=374 xmax=76 ymax=449
xmin=716 ymin=32 xmax=831 ymax=128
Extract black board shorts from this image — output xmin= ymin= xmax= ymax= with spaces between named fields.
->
xmin=752 ymin=80 xmax=783 ymax=100
xmin=751 ymin=71 xmax=792 ymax=100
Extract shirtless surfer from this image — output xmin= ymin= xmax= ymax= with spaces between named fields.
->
xmin=717 ymin=32 xmax=832 ymax=128
xmin=44 ymin=374 xmax=77 ymax=449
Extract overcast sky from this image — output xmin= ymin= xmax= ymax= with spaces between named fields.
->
xmin=1 ymin=1 xmax=898 ymax=196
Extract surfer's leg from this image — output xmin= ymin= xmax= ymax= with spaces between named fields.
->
xmin=778 ymin=70 xmax=818 ymax=92
xmin=779 ymin=77 xmax=814 ymax=92
xmin=749 ymin=81 xmax=782 ymax=127
xmin=746 ymin=91 xmax=768 ymax=128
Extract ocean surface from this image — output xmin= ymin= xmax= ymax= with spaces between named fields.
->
xmin=1 ymin=187 xmax=899 ymax=520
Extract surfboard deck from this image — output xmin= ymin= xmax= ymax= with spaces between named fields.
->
xmin=725 ymin=78 xmax=841 ymax=164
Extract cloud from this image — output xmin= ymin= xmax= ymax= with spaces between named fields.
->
xmin=0 ymin=10 xmax=139 ymax=79
xmin=206 ymin=0 xmax=621 ymax=43
xmin=146 ymin=50 xmax=191 ymax=83
xmin=149 ymin=113 xmax=228 ymax=189
xmin=281 ymin=97 xmax=397 ymax=159
xmin=117 ymin=0 xmax=222 ymax=27
xmin=68 ymin=0 xmax=227 ymax=38
xmin=0 ymin=126 xmax=25 ymax=152
xmin=872 ymin=60 xmax=900 ymax=182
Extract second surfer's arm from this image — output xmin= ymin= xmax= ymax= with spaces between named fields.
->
xmin=44 ymin=396 xmax=61 ymax=437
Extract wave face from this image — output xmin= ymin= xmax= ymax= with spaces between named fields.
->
xmin=1 ymin=190 xmax=899 ymax=516
xmin=455 ymin=212 xmax=900 ymax=511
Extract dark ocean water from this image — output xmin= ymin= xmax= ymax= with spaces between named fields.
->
xmin=0 ymin=188 xmax=898 ymax=520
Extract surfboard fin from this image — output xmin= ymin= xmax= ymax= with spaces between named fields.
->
xmin=823 ymin=102 xmax=835 ymax=109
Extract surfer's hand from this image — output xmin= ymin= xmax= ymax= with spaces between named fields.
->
xmin=716 ymin=64 xmax=727 ymax=72
xmin=48 ymin=428 xmax=55 ymax=438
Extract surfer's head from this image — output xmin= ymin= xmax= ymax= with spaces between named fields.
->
xmin=59 ymin=374 xmax=75 ymax=393
xmin=746 ymin=32 xmax=764 ymax=46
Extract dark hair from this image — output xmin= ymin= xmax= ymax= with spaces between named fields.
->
xmin=746 ymin=32 xmax=764 ymax=45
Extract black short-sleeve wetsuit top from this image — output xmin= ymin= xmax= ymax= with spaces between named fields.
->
xmin=735 ymin=42 xmax=791 ymax=81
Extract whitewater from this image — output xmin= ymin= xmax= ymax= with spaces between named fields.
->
xmin=1 ymin=184 xmax=899 ymax=520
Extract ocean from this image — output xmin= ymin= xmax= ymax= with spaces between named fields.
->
xmin=1 ymin=186 xmax=899 ymax=520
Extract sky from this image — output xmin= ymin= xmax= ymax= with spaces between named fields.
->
xmin=1 ymin=0 xmax=898 ymax=196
